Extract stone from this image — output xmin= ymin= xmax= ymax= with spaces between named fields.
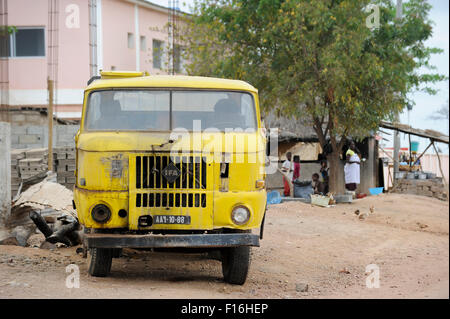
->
xmin=295 ymin=283 xmax=309 ymax=292
xmin=40 ymin=241 xmax=56 ymax=250
xmin=27 ymin=233 xmax=46 ymax=247
xmin=11 ymin=225 xmax=36 ymax=247
xmin=0 ymin=237 xmax=19 ymax=246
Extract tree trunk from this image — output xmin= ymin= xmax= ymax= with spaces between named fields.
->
xmin=327 ymin=150 xmax=342 ymax=194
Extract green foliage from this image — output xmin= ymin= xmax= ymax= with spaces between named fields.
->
xmin=0 ymin=25 xmax=16 ymax=36
xmin=181 ymin=0 xmax=446 ymax=151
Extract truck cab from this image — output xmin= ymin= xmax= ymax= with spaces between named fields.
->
xmin=74 ymin=71 xmax=267 ymax=284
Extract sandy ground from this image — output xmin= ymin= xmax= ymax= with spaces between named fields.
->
xmin=0 ymin=193 xmax=448 ymax=299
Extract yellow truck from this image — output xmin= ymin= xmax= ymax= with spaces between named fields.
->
xmin=74 ymin=71 xmax=267 ymax=284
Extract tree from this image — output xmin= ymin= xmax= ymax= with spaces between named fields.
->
xmin=0 ymin=25 xmax=16 ymax=36
xmin=181 ymin=0 xmax=446 ymax=192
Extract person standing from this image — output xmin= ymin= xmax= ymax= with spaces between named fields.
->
xmin=281 ymin=152 xmax=294 ymax=196
xmin=344 ymin=141 xmax=361 ymax=191
xmin=319 ymin=160 xmax=329 ymax=194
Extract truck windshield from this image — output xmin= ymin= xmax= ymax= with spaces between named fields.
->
xmin=84 ymin=90 xmax=257 ymax=131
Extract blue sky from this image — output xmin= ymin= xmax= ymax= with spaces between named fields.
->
xmin=150 ymin=0 xmax=449 ymax=153
xmin=400 ymin=0 xmax=449 ymax=154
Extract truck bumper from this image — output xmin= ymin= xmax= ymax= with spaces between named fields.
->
xmin=85 ymin=233 xmax=260 ymax=249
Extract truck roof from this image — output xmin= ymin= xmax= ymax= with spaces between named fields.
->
xmin=86 ymin=74 xmax=258 ymax=93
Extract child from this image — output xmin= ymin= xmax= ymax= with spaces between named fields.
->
xmin=281 ymin=152 xmax=293 ymax=196
xmin=312 ymin=173 xmax=326 ymax=194
xmin=320 ymin=160 xmax=329 ymax=182
xmin=320 ymin=160 xmax=329 ymax=193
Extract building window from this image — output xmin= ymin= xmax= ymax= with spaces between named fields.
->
xmin=0 ymin=27 xmax=45 ymax=57
xmin=140 ymin=36 xmax=146 ymax=52
xmin=127 ymin=32 xmax=134 ymax=49
xmin=152 ymin=39 xmax=164 ymax=69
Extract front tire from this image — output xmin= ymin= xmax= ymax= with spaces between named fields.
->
xmin=88 ymin=248 xmax=112 ymax=277
xmin=221 ymin=246 xmax=251 ymax=285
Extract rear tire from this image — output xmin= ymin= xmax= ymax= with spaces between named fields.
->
xmin=88 ymin=248 xmax=112 ymax=277
xmin=221 ymin=246 xmax=251 ymax=285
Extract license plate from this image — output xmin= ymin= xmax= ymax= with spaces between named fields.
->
xmin=153 ymin=215 xmax=191 ymax=225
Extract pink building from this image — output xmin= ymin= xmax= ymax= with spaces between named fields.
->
xmin=0 ymin=0 xmax=184 ymax=120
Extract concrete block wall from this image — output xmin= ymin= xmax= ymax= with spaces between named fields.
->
xmin=10 ymin=147 xmax=76 ymax=198
xmin=11 ymin=124 xmax=79 ymax=149
xmin=8 ymin=111 xmax=49 ymax=126
xmin=394 ymin=178 xmax=448 ymax=201
xmin=0 ymin=122 xmax=11 ymax=224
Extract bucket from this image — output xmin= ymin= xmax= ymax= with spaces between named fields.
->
xmin=417 ymin=173 xmax=427 ymax=180
xmin=425 ymin=172 xmax=436 ymax=179
xmin=410 ymin=141 xmax=419 ymax=152
xmin=407 ymin=172 xmax=416 ymax=179
xmin=394 ymin=171 xmax=406 ymax=179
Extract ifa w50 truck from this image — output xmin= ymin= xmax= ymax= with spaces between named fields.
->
xmin=74 ymin=71 xmax=267 ymax=285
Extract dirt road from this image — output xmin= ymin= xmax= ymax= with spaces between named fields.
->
xmin=0 ymin=193 xmax=448 ymax=299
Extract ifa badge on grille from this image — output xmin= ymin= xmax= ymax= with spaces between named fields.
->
xmin=161 ymin=162 xmax=181 ymax=183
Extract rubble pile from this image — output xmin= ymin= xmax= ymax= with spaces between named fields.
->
xmin=0 ymin=178 xmax=82 ymax=248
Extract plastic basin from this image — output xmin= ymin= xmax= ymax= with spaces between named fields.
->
xmin=369 ymin=187 xmax=384 ymax=195
xmin=267 ymin=190 xmax=282 ymax=205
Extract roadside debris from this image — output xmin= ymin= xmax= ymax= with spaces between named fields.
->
xmin=339 ymin=268 xmax=351 ymax=274
xmin=0 ymin=176 xmax=82 ymax=248
xmin=417 ymin=222 xmax=429 ymax=229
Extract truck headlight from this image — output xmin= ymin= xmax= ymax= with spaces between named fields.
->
xmin=91 ymin=204 xmax=111 ymax=224
xmin=231 ymin=206 xmax=250 ymax=225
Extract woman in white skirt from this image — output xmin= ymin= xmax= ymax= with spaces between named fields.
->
xmin=344 ymin=141 xmax=360 ymax=191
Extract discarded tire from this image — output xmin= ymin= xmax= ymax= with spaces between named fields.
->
xmin=221 ymin=246 xmax=251 ymax=285
xmin=88 ymin=248 xmax=112 ymax=277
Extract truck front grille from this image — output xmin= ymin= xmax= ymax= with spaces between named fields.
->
xmin=135 ymin=192 xmax=206 ymax=208
xmin=135 ymin=155 xmax=207 ymax=190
